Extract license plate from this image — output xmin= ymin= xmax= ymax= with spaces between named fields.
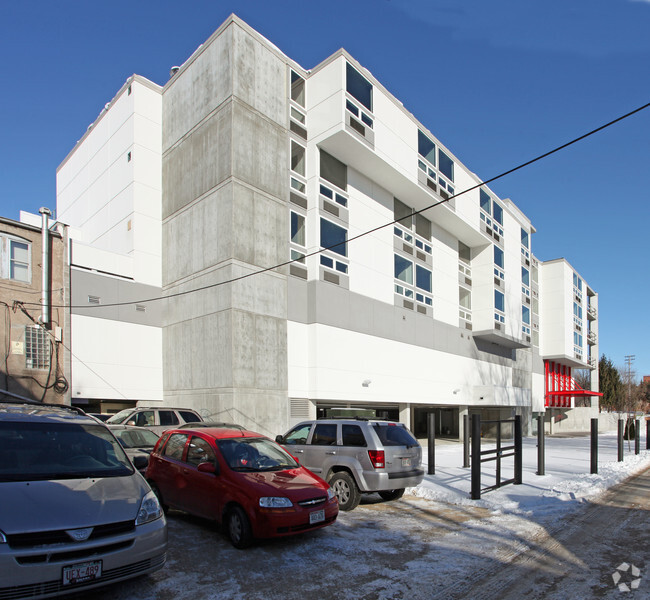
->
xmin=309 ymin=509 xmax=325 ymax=524
xmin=62 ymin=560 xmax=102 ymax=586
xmin=402 ymin=457 xmax=412 ymax=467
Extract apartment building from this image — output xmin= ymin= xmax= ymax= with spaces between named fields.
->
xmin=0 ymin=212 xmax=70 ymax=404
xmin=56 ymin=15 xmax=599 ymax=435
xmin=56 ymin=76 xmax=163 ymax=414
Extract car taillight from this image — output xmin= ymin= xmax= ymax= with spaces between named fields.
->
xmin=368 ymin=450 xmax=385 ymax=469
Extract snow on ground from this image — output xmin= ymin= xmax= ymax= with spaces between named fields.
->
xmin=413 ymin=431 xmax=650 ymax=522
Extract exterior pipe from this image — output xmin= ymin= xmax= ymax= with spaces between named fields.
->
xmin=39 ymin=207 xmax=52 ymax=326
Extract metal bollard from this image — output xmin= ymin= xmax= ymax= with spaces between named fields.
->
xmin=427 ymin=412 xmax=435 ymax=475
xmin=635 ymin=419 xmax=640 ymax=455
xmin=463 ymin=415 xmax=470 ymax=468
xmin=618 ymin=420 xmax=624 ymax=462
xmin=590 ymin=418 xmax=598 ymax=474
xmin=537 ymin=415 xmax=545 ymax=476
xmin=470 ymin=414 xmax=481 ymax=500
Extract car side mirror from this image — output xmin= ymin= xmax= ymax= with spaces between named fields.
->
xmin=197 ymin=461 xmax=217 ymax=475
xmin=275 ymin=435 xmax=284 ymax=444
xmin=132 ymin=456 xmax=148 ymax=470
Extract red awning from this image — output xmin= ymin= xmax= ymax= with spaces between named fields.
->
xmin=545 ymin=390 xmax=603 ymax=397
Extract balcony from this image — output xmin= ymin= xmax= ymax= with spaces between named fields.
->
xmin=587 ymin=331 xmax=597 ymax=345
xmin=587 ymin=304 xmax=597 ymax=320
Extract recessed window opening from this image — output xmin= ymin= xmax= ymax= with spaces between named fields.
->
xmin=320 ymin=150 xmax=347 ymax=191
xmin=438 ymin=149 xmax=454 ymax=182
xmin=418 ymin=131 xmax=436 ymax=166
xmin=291 ymin=71 xmax=305 ymax=107
xmin=320 ymin=218 xmax=347 ymax=257
xmin=290 ymin=107 xmax=306 ymax=124
xmin=494 ymin=290 xmax=505 ymax=324
xmin=291 ymin=212 xmax=306 ymax=247
xmin=291 ymin=141 xmax=306 ymax=176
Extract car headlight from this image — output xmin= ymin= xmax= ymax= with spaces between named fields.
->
xmin=327 ymin=487 xmax=336 ymax=501
xmin=259 ymin=497 xmax=293 ymax=508
xmin=136 ymin=490 xmax=164 ymax=525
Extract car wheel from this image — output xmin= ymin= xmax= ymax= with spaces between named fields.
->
xmin=378 ymin=488 xmax=405 ymax=502
xmin=329 ymin=472 xmax=361 ymax=511
xmin=148 ymin=482 xmax=169 ymax=514
xmin=227 ymin=506 xmax=253 ymax=549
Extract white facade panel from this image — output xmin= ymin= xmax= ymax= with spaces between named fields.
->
xmin=70 ymin=314 xmax=162 ymax=401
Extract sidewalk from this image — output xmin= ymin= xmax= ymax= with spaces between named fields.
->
xmin=412 ymin=431 xmax=650 ymax=519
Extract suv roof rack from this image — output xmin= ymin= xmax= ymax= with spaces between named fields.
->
xmin=0 ymin=396 xmax=88 ymax=417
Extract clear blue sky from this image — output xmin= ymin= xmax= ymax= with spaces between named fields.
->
xmin=1 ymin=0 xmax=649 ymax=379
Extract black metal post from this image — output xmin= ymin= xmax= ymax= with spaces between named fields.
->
xmin=427 ymin=412 xmax=435 ymax=475
xmin=495 ymin=420 xmax=502 ymax=487
xmin=514 ymin=415 xmax=522 ymax=485
xmin=647 ymin=419 xmax=650 ymax=451
xmin=590 ymin=418 xmax=598 ymax=475
xmin=470 ymin=414 xmax=481 ymax=500
xmin=635 ymin=419 xmax=640 ymax=455
xmin=537 ymin=415 xmax=545 ymax=476
xmin=618 ymin=420 xmax=624 ymax=462
xmin=463 ymin=414 xmax=470 ymax=468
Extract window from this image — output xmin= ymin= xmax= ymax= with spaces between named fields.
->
xmin=459 ymin=242 xmax=471 ymax=263
xmin=346 ymin=63 xmax=372 ymax=111
xmin=459 ymin=287 xmax=471 ymax=310
xmin=438 ymin=149 xmax=454 ymax=182
xmin=320 ymin=150 xmax=347 ymax=191
xmin=291 ymin=212 xmax=305 ymax=246
xmin=284 ymin=424 xmax=312 ymax=445
xmin=415 ymin=213 xmax=431 ymax=239
xmin=418 ymin=131 xmax=436 ymax=165
xmin=522 ymin=306 xmax=530 ymax=325
xmin=493 ymin=202 xmax=503 ymax=225
xmin=1 ymin=235 xmax=31 ymax=283
xmin=394 ymin=255 xmax=413 ymax=285
xmin=312 ymin=424 xmax=337 ymax=446
xmin=186 ymin=437 xmax=216 ymax=467
xmin=291 ymin=141 xmax=305 ymax=176
xmin=480 ymin=190 xmax=491 ymax=215
xmin=522 ymin=267 xmax=530 ymax=287
xmin=291 ymin=70 xmax=305 ymax=107
xmin=163 ymin=433 xmax=188 ymax=461
xmin=394 ymin=198 xmax=412 ymax=229
xmin=159 ymin=410 xmax=179 ymax=427
xmin=521 ymin=228 xmax=529 ymax=249
xmin=342 ymin=425 xmax=367 ymax=447
xmin=494 ymin=246 xmax=504 ymax=269
xmin=320 ymin=218 xmax=347 ymax=257
xmin=25 ymin=326 xmax=49 ymax=370
xmin=495 ymin=290 xmax=505 ymax=312
xmin=416 ymin=265 xmax=432 ymax=293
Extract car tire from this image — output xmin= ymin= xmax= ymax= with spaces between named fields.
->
xmin=227 ymin=506 xmax=253 ymax=549
xmin=378 ymin=488 xmax=405 ymax=502
xmin=148 ymin=482 xmax=169 ymax=514
xmin=329 ymin=471 xmax=361 ymax=511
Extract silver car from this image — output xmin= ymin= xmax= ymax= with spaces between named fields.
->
xmin=106 ymin=406 xmax=202 ymax=434
xmin=277 ymin=418 xmax=423 ymax=510
xmin=0 ymin=401 xmax=167 ymax=599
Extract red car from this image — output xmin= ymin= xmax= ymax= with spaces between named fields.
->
xmin=145 ymin=426 xmax=338 ymax=548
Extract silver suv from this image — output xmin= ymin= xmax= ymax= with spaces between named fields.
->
xmin=0 ymin=400 xmax=167 ymax=598
xmin=106 ymin=406 xmax=202 ymax=434
xmin=276 ymin=418 xmax=423 ymax=510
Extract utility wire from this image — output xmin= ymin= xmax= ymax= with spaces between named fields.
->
xmin=15 ymin=99 xmax=650 ymax=312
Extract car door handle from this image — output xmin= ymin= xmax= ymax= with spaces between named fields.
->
xmin=326 ymin=451 xmax=337 ymax=455
xmin=294 ymin=449 xmax=304 ymax=453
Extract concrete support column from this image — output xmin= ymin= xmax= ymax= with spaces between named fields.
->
xmin=399 ymin=403 xmax=411 ymax=429
xmin=459 ymin=406 xmax=469 ymax=443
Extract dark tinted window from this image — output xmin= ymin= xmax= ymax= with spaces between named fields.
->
xmin=438 ymin=149 xmax=454 ymax=181
xmin=342 ymin=425 xmax=367 ymax=447
xmin=134 ymin=411 xmax=155 ymax=427
xmin=372 ymin=423 xmax=418 ymax=447
xmin=311 ymin=424 xmax=337 ymax=446
xmin=346 ymin=63 xmax=372 ymax=111
xmin=163 ymin=433 xmax=188 ymax=460
xmin=179 ymin=411 xmax=201 ymax=423
xmin=320 ymin=218 xmax=347 ymax=257
xmin=159 ymin=411 xmax=179 ymax=426
xmin=418 ymin=131 xmax=436 ymax=165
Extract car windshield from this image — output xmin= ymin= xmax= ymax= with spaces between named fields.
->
xmin=113 ymin=428 xmax=159 ymax=449
xmin=372 ymin=423 xmax=418 ymax=447
xmin=217 ymin=437 xmax=299 ymax=472
xmin=0 ymin=421 xmax=134 ymax=482
xmin=106 ymin=409 xmax=134 ymax=424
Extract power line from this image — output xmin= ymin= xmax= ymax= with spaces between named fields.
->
xmin=15 ymin=99 xmax=650 ymax=312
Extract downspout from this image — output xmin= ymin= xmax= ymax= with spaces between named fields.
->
xmin=39 ymin=207 xmax=52 ymax=327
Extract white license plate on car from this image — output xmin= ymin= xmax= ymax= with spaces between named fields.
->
xmin=62 ymin=560 xmax=102 ymax=586
xmin=309 ymin=509 xmax=325 ymax=524
xmin=402 ymin=457 xmax=412 ymax=467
